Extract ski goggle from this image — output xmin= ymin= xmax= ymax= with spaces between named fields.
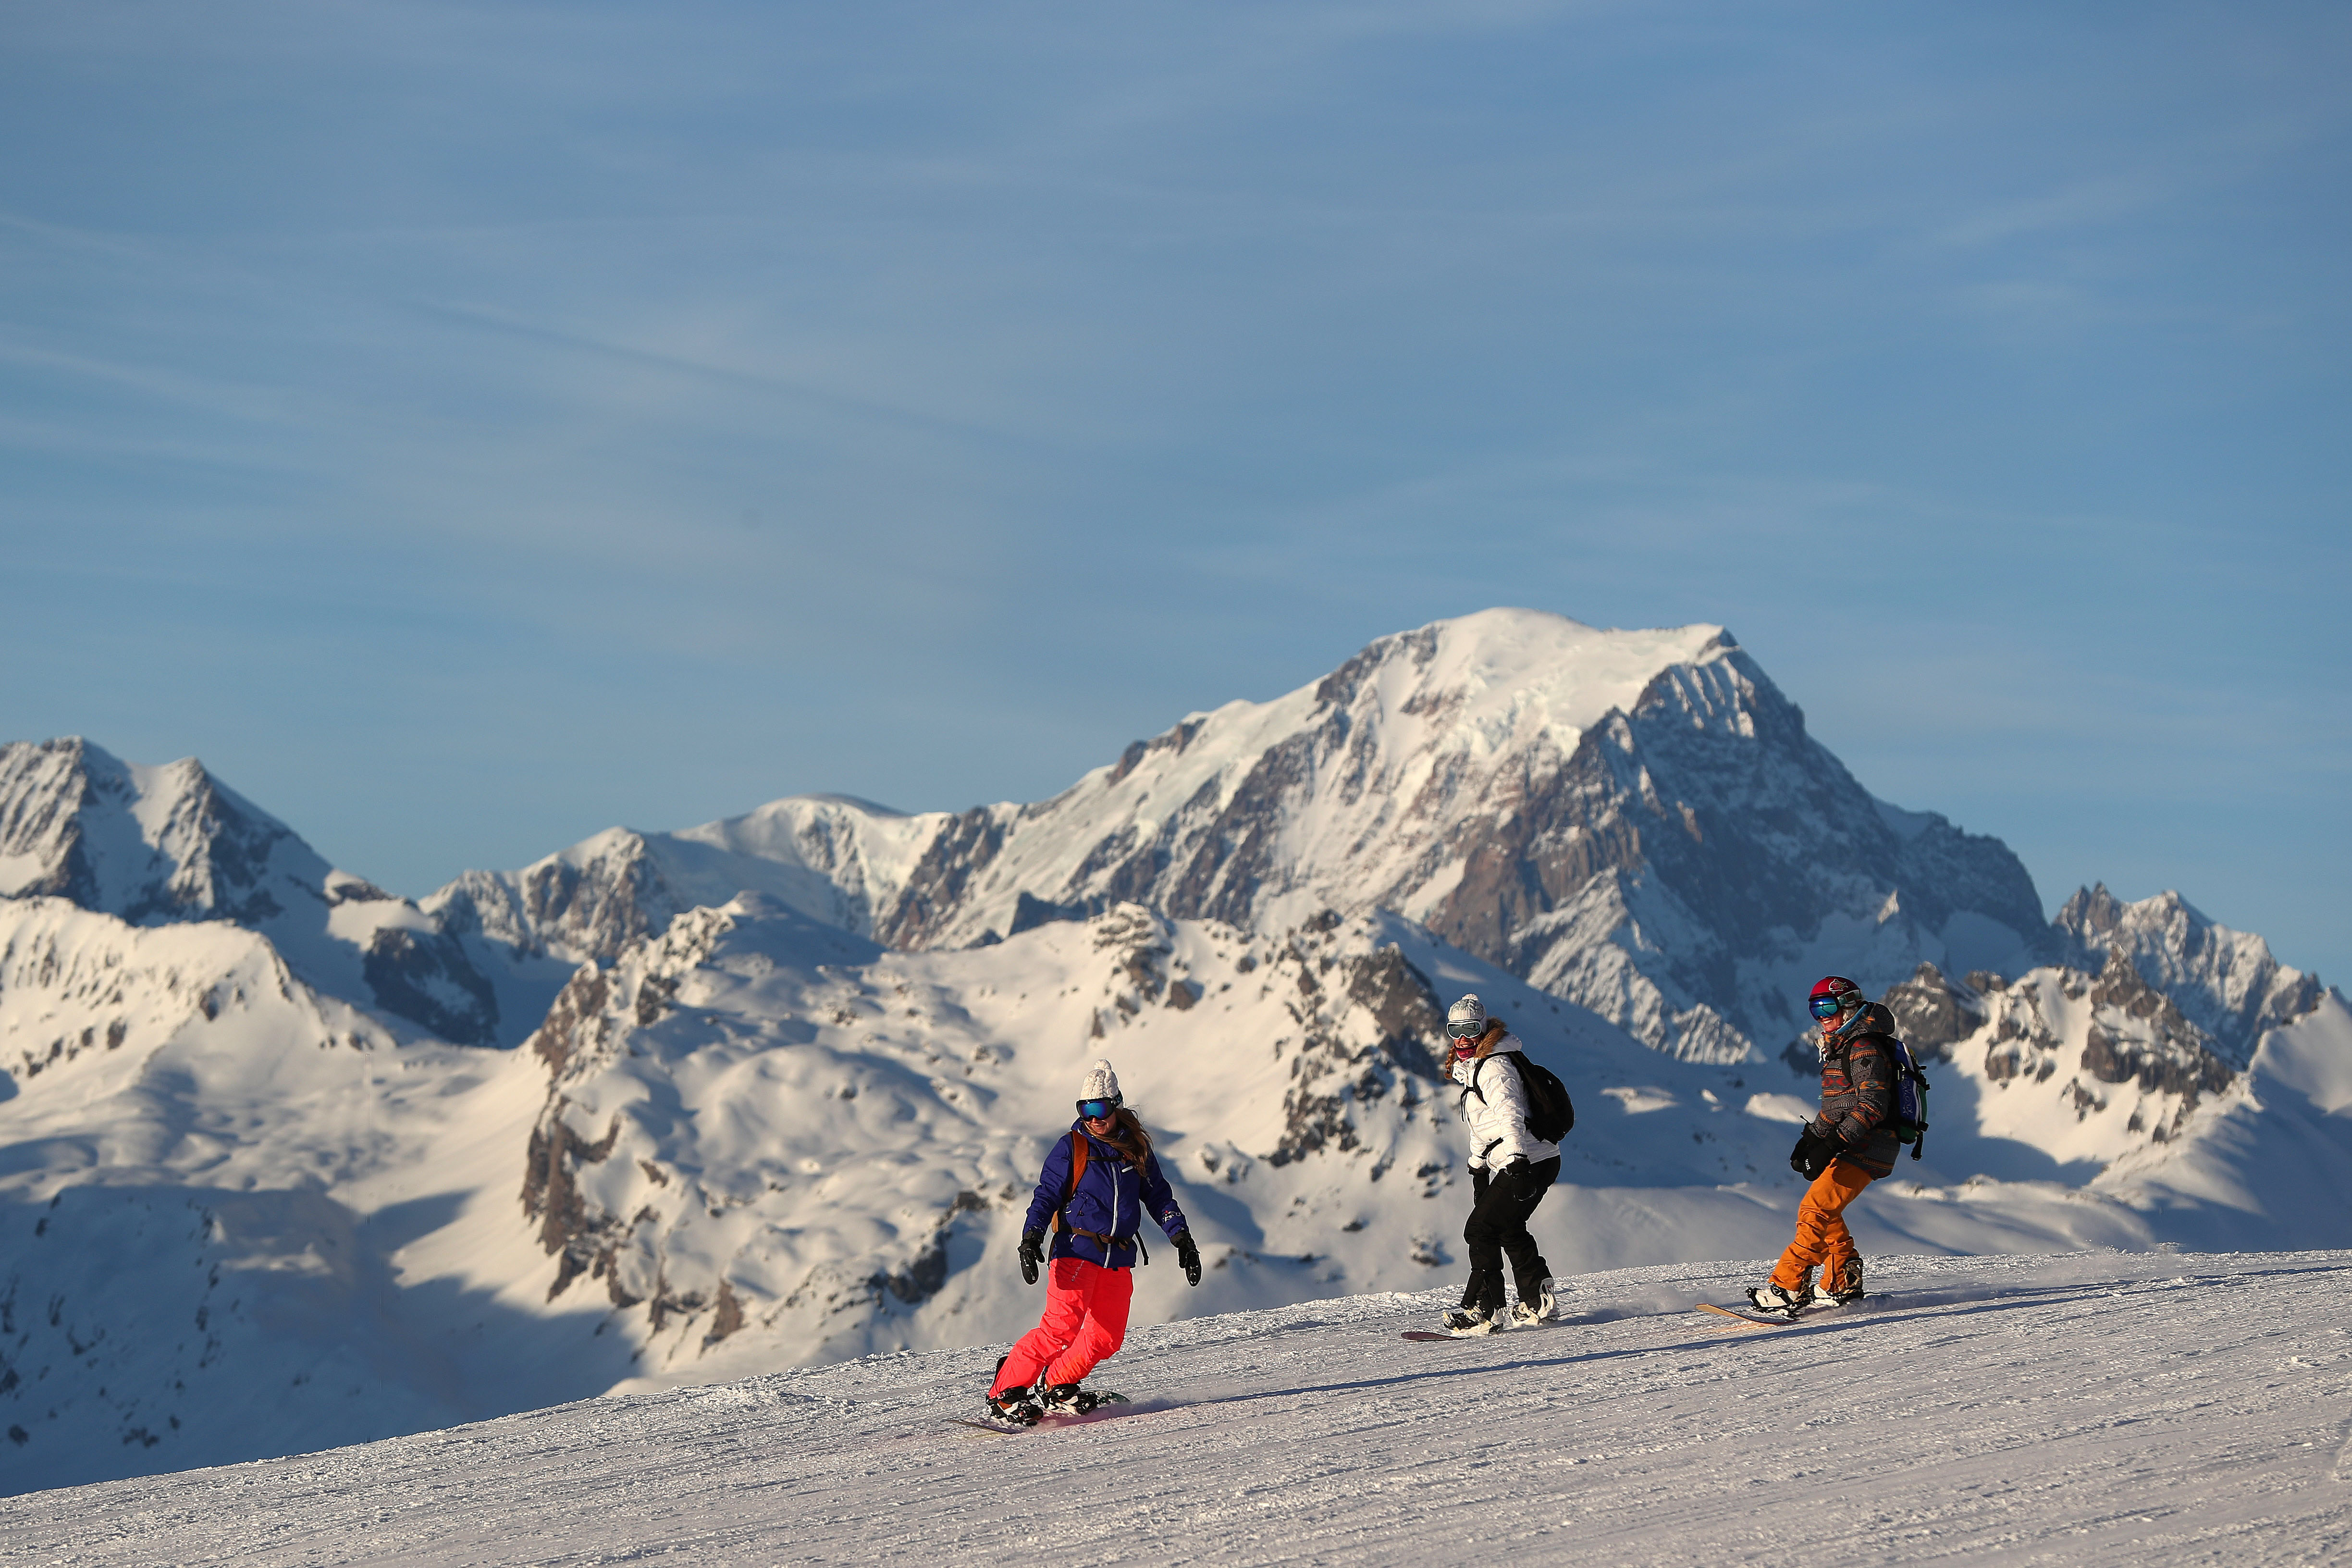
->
xmin=1810 ymin=994 xmax=1848 ymax=1021
xmin=1446 ymin=1019 xmax=1486 ymax=1040
xmin=1076 ymin=1097 xmax=1120 ymax=1120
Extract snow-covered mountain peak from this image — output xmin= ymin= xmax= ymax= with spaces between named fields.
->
xmin=0 ymin=738 xmax=505 ymax=1045
xmin=2056 ymin=882 xmax=2325 ymax=1066
xmin=1051 ymin=609 xmax=1730 ymax=824
xmin=415 ymin=610 xmax=2052 ymax=1068
xmin=1303 ymin=609 xmax=1731 ymax=756
xmin=848 ymin=613 xmax=2050 ymax=1068
xmin=0 ymin=737 xmax=321 ymax=926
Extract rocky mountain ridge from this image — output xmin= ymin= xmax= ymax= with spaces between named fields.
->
xmin=2055 ymin=882 xmax=2321 ymax=1066
xmin=419 ymin=611 xmax=2076 ymax=1067
xmin=12 ymin=615 xmax=2324 ymax=1082
xmin=0 ymin=739 xmax=504 ymax=1045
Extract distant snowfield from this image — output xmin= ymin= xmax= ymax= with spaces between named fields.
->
xmin=6 ymin=1251 xmax=2346 ymax=1566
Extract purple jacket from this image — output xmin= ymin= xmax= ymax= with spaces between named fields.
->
xmin=1022 ymin=1124 xmax=1188 ymax=1270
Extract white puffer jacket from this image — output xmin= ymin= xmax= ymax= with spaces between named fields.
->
xmin=1450 ymin=1031 xmax=1561 ymax=1171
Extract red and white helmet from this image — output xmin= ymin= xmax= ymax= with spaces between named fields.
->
xmin=1809 ymin=975 xmax=1862 ymax=1027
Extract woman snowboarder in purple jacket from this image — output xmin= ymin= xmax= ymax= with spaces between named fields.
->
xmin=985 ymin=1060 xmax=1201 ymax=1424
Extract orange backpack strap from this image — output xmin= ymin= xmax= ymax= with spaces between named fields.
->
xmin=1051 ymin=1132 xmax=1088 ymax=1233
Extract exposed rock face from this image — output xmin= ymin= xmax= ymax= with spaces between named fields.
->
xmin=2080 ymin=950 xmax=2234 ymax=1103
xmin=0 ymin=739 xmax=500 ymax=1044
xmin=361 ymin=927 xmax=500 ymax=1046
xmin=445 ymin=833 xmax=681 ymax=965
xmin=1918 ymin=952 xmax=2241 ymax=1153
xmin=2057 ymin=884 xmax=2323 ymax=1067
xmin=1980 ymin=972 xmax=2066 ymax=1089
xmin=1882 ymin=963 xmax=1989 ymax=1062
xmin=0 ymin=739 xmax=308 ymax=926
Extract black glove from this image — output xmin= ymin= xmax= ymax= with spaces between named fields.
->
xmin=1790 ymin=1124 xmax=1835 ymax=1180
xmin=1471 ymin=1167 xmax=1491 ymax=1203
xmin=1018 ymin=1230 xmax=1045 ymax=1286
xmin=1173 ymin=1231 xmax=1202 ymax=1287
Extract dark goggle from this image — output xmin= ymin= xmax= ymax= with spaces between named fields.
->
xmin=1810 ymin=994 xmax=1848 ymax=1021
xmin=1447 ymin=1020 xmax=1486 ymax=1040
xmin=1076 ymin=1098 xmax=1120 ymax=1120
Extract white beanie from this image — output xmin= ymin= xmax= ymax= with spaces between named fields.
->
xmin=1447 ymin=994 xmax=1487 ymax=1037
xmin=1077 ymin=1059 xmax=1121 ymax=1102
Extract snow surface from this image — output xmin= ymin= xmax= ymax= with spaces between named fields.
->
xmin=4 ymin=1251 xmax=2345 ymax=1565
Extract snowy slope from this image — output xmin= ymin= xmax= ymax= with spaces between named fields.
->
xmin=7 ymin=879 xmax=2348 ymax=1498
xmin=5 ymin=1251 xmax=2346 ymax=1565
xmin=0 ymin=899 xmax=634 ymax=1497
xmin=501 ymin=894 xmax=2239 ymax=1400
xmin=17 ymin=886 xmax=2316 ymax=1498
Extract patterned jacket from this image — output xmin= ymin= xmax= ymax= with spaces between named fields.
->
xmin=1819 ymin=1002 xmax=1902 ymax=1177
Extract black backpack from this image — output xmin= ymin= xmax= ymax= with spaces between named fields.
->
xmin=1475 ymin=1052 xmax=1576 ymax=1145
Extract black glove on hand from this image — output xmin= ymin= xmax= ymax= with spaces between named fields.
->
xmin=1173 ymin=1231 xmax=1202 ymax=1287
xmin=1471 ymin=1167 xmax=1491 ymax=1203
xmin=1789 ymin=1124 xmax=1835 ymax=1180
xmin=1018 ymin=1230 xmax=1045 ymax=1286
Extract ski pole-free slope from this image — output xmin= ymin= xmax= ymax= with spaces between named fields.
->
xmin=2 ymin=1252 xmax=2345 ymax=1567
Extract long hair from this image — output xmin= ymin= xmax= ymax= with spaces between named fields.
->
xmin=1092 ymin=1106 xmax=1153 ymax=1167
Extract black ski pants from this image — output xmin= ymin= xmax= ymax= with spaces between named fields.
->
xmin=1461 ymin=1156 xmax=1560 ymax=1313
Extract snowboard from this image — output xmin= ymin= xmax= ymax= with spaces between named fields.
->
xmin=952 ymin=1392 xmax=1136 ymax=1434
xmin=1694 ymin=1296 xmax=1870 ymax=1330
xmin=1402 ymin=1317 xmax=1567 ymax=1342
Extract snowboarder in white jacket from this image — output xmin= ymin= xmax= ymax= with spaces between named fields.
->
xmin=1442 ymin=994 xmax=1560 ymax=1335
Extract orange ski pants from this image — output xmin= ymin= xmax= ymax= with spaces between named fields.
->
xmin=1771 ymin=1159 xmax=1875 ymax=1294
xmin=996 ymin=1256 xmax=1133 ymax=1392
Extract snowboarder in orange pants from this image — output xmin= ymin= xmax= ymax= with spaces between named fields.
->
xmin=1753 ymin=976 xmax=1903 ymax=1315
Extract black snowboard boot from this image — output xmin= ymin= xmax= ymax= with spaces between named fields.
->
xmin=986 ymin=1385 xmax=1042 ymax=1425
xmin=1038 ymin=1383 xmax=1101 ymax=1415
xmin=985 ymin=1353 xmax=1041 ymax=1424
xmin=1441 ymin=1303 xmax=1498 ymax=1336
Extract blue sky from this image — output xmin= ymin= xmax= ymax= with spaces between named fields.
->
xmin=4 ymin=2 xmax=2347 ymax=983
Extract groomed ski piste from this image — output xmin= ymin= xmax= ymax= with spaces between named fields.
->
xmin=5 ymin=1250 xmax=2346 ymax=1566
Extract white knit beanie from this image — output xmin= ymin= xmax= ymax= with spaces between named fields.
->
xmin=1446 ymin=994 xmax=1487 ymax=1037
xmin=1077 ymin=1059 xmax=1121 ymax=1102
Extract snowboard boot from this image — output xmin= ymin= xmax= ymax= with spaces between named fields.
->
xmin=1512 ymin=1276 xmax=1557 ymax=1327
xmin=1823 ymin=1261 xmax=1865 ymax=1305
xmin=1442 ymin=1303 xmax=1499 ymax=1337
xmin=1747 ymin=1281 xmax=1815 ymax=1318
xmin=1038 ymin=1383 xmax=1102 ymax=1416
xmin=986 ymin=1385 xmax=1042 ymax=1426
